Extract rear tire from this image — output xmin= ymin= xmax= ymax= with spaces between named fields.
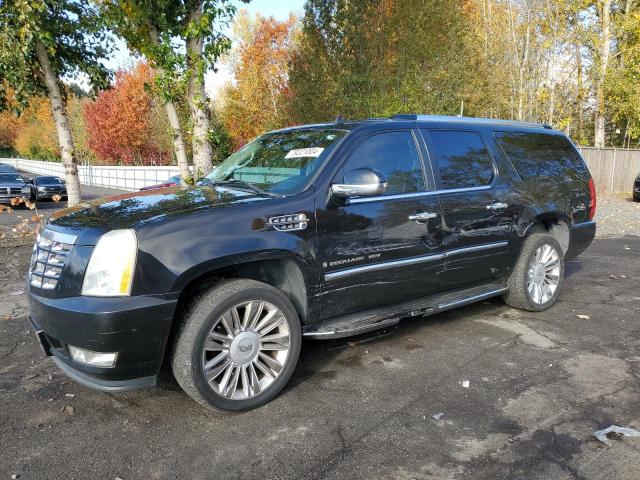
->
xmin=503 ymin=233 xmax=564 ymax=312
xmin=172 ymin=279 xmax=301 ymax=411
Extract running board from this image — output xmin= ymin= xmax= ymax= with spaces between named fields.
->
xmin=303 ymin=283 xmax=507 ymax=339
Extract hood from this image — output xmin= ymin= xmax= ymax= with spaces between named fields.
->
xmin=47 ymin=185 xmax=269 ymax=245
xmin=37 ymin=182 xmax=65 ymax=188
xmin=0 ymin=180 xmax=26 ymax=187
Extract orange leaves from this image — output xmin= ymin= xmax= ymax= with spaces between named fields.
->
xmin=8 ymin=197 xmax=35 ymax=209
xmin=0 ymin=200 xmax=41 ymax=239
xmin=221 ymin=14 xmax=297 ymax=149
xmin=83 ymin=63 xmax=171 ymax=166
xmin=13 ymin=96 xmax=59 ymax=160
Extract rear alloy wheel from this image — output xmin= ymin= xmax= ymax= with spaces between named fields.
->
xmin=172 ymin=279 xmax=301 ymax=411
xmin=526 ymin=244 xmax=561 ymax=306
xmin=503 ymin=233 xmax=565 ymax=311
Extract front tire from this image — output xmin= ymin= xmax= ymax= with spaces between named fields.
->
xmin=172 ymin=279 xmax=301 ymax=411
xmin=503 ymin=233 xmax=564 ymax=312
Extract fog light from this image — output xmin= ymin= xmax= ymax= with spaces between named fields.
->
xmin=68 ymin=345 xmax=117 ymax=367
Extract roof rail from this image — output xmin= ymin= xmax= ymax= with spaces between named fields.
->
xmin=389 ymin=114 xmax=551 ymax=129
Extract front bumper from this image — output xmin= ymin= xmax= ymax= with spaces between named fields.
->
xmin=28 ymin=289 xmax=178 ymax=391
xmin=36 ymin=190 xmax=67 ymax=199
xmin=0 ymin=194 xmax=29 ymax=204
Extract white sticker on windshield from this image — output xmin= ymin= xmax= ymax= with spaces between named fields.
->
xmin=285 ymin=147 xmax=325 ymax=159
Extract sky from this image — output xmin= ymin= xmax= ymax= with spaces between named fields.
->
xmin=104 ymin=0 xmax=306 ymax=98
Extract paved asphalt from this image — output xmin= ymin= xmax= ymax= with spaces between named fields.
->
xmin=1 ymin=227 xmax=639 ymax=477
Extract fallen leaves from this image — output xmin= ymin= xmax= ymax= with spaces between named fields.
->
xmin=60 ymin=405 xmax=75 ymax=416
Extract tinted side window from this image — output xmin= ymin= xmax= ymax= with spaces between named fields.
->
xmin=425 ymin=130 xmax=494 ymax=190
xmin=494 ymin=132 xmax=588 ymax=182
xmin=342 ymin=131 xmax=425 ymax=195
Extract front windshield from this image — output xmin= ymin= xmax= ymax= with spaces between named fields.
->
xmin=39 ymin=176 xmax=62 ymax=184
xmin=206 ymin=128 xmax=349 ymax=195
xmin=0 ymin=174 xmax=22 ymax=183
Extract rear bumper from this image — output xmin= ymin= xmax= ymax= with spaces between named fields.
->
xmin=28 ymin=289 xmax=178 ymax=391
xmin=566 ymin=220 xmax=596 ymax=259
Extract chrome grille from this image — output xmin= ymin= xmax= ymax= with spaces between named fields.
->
xmin=29 ymin=229 xmax=77 ymax=290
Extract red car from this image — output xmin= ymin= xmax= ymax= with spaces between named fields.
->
xmin=140 ymin=175 xmax=181 ymax=191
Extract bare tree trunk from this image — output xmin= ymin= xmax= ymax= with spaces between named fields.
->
xmin=575 ymin=36 xmax=584 ymax=143
xmin=594 ymin=0 xmax=612 ymax=148
xmin=34 ymin=41 xmax=81 ymax=206
xmin=149 ymin=27 xmax=191 ymax=180
xmin=517 ymin=19 xmax=530 ymax=121
xmin=186 ymin=5 xmax=213 ymax=176
xmin=164 ymin=100 xmax=191 ymax=180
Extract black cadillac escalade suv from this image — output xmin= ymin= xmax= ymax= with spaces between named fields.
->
xmin=28 ymin=115 xmax=596 ymax=411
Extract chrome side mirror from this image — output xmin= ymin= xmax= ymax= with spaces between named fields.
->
xmin=331 ymin=168 xmax=388 ymax=198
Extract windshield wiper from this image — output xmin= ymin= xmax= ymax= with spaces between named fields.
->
xmin=204 ymin=179 xmax=281 ymax=198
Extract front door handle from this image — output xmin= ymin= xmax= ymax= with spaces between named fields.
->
xmin=486 ymin=202 xmax=508 ymax=211
xmin=408 ymin=211 xmax=437 ymax=222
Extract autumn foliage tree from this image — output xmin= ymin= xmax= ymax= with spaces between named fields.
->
xmin=84 ymin=63 xmax=172 ymax=165
xmin=14 ymin=96 xmax=59 ymax=160
xmin=221 ymin=13 xmax=297 ymax=148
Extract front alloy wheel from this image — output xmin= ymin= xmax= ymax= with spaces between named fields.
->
xmin=202 ymin=300 xmax=291 ymax=400
xmin=172 ymin=279 xmax=301 ymax=411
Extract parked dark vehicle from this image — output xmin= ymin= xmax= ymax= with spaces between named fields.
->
xmin=140 ymin=175 xmax=181 ymax=191
xmin=27 ymin=176 xmax=67 ymax=201
xmin=0 ymin=173 xmax=33 ymax=203
xmin=27 ymin=115 xmax=596 ymax=411
xmin=0 ymin=163 xmax=18 ymax=174
xmin=634 ymin=172 xmax=640 ymax=201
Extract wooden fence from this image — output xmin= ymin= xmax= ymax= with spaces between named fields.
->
xmin=578 ymin=147 xmax=640 ymax=194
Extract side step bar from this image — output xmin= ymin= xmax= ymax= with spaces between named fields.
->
xmin=303 ymin=283 xmax=507 ymax=339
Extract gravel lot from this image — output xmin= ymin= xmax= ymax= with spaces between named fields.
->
xmin=594 ymin=194 xmax=640 ymax=237
xmin=1 ymin=195 xmax=639 ymax=480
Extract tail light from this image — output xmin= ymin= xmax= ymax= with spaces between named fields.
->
xmin=587 ymin=178 xmax=596 ymax=221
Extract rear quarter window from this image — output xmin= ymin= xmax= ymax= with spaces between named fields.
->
xmin=494 ymin=132 xmax=588 ymax=182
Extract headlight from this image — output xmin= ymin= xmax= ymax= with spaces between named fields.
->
xmin=82 ymin=229 xmax=137 ymax=296
xmin=22 ymin=186 xmax=30 ymax=194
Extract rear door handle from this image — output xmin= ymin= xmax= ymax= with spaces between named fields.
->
xmin=408 ymin=212 xmax=437 ymax=222
xmin=486 ymin=202 xmax=508 ymax=211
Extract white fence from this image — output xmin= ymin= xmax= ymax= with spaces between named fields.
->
xmin=0 ymin=158 xmax=184 ymax=191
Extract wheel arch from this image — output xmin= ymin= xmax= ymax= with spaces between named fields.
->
xmin=171 ymin=251 xmax=312 ymax=324
xmin=522 ymin=213 xmax=570 ymax=255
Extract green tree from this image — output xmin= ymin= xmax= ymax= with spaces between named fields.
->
xmin=99 ymin=0 xmax=245 ymax=177
xmin=289 ymin=0 xmax=477 ymax=123
xmin=0 ymin=0 xmax=110 ymax=206
xmin=606 ymin=1 xmax=640 ymax=146
xmin=98 ymin=0 xmax=191 ymax=178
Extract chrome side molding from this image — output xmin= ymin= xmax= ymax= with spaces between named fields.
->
xmin=324 ymin=241 xmax=508 ymax=281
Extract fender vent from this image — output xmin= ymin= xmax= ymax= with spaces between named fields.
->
xmin=267 ymin=213 xmax=308 ymax=231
